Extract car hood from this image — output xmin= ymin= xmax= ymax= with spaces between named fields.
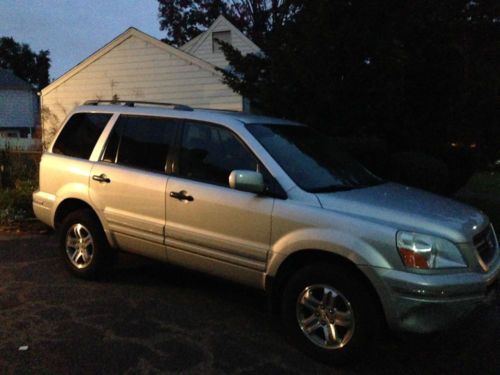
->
xmin=316 ymin=183 xmax=488 ymax=243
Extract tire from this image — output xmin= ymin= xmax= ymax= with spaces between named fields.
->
xmin=281 ymin=262 xmax=381 ymax=364
xmin=59 ymin=209 xmax=112 ymax=280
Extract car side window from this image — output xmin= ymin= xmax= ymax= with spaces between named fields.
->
xmin=178 ymin=121 xmax=258 ymax=186
xmin=102 ymin=115 xmax=178 ymax=173
xmin=53 ymin=113 xmax=111 ymax=159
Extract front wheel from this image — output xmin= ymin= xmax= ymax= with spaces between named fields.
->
xmin=281 ymin=263 xmax=381 ymax=364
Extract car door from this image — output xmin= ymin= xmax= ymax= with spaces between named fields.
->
xmin=89 ymin=115 xmax=179 ymax=261
xmin=165 ymin=120 xmax=274 ymax=287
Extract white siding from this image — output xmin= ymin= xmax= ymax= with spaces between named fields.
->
xmin=0 ymin=89 xmax=37 ymax=128
xmin=180 ymin=33 xmax=203 ymax=52
xmin=41 ymin=33 xmax=243 ymax=143
xmin=188 ymin=18 xmax=260 ymax=68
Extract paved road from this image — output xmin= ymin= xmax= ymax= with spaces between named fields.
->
xmin=0 ymin=234 xmax=499 ymax=374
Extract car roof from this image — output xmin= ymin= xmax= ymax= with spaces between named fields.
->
xmin=74 ymin=103 xmax=302 ymax=127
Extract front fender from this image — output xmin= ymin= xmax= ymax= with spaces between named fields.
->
xmin=266 ymin=227 xmax=393 ymax=277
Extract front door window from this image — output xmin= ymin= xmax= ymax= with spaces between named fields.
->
xmin=178 ymin=121 xmax=258 ymax=186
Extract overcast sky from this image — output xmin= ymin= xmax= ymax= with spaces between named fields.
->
xmin=0 ymin=0 xmax=164 ymax=81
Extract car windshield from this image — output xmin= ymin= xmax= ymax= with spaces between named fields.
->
xmin=246 ymin=124 xmax=382 ymax=193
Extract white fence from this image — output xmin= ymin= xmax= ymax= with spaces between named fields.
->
xmin=0 ymin=138 xmax=41 ymax=152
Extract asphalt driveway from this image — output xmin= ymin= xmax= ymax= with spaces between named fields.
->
xmin=0 ymin=233 xmax=499 ymax=374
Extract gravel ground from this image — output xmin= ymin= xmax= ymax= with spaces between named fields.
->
xmin=0 ymin=234 xmax=499 ymax=374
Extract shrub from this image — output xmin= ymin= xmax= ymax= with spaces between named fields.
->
xmin=0 ymin=180 xmax=37 ymax=224
xmin=0 ymin=150 xmax=39 ymax=224
xmin=387 ymin=152 xmax=450 ymax=194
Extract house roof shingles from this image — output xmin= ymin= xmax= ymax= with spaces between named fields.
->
xmin=0 ymin=69 xmax=32 ymax=90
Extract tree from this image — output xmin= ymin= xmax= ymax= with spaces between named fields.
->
xmin=212 ymin=0 xmax=500 ymax=192
xmin=157 ymin=0 xmax=302 ymax=47
xmin=0 ymin=37 xmax=50 ymax=90
xmin=219 ymin=0 xmax=500 ymax=146
xmin=158 ymin=0 xmax=500 ymax=188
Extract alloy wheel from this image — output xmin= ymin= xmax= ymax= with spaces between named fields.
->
xmin=296 ymin=284 xmax=355 ymax=349
xmin=65 ymin=223 xmax=94 ymax=269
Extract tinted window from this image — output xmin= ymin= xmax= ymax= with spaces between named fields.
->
xmin=246 ymin=124 xmax=382 ymax=192
xmin=102 ymin=115 xmax=177 ymax=173
xmin=178 ymin=121 xmax=257 ymax=186
xmin=53 ymin=113 xmax=111 ymax=159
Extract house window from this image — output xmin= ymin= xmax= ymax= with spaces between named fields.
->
xmin=0 ymin=131 xmax=20 ymax=138
xmin=212 ymin=31 xmax=231 ymax=53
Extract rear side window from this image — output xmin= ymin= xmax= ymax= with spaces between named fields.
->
xmin=102 ymin=115 xmax=178 ymax=173
xmin=53 ymin=113 xmax=111 ymax=159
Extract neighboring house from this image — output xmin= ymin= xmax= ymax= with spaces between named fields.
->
xmin=40 ymin=15 xmax=261 ymax=145
xmin=180 ymin=15 xmax=260 ymax=69
xmin=0 ymin=69 xmax=40 ymax=151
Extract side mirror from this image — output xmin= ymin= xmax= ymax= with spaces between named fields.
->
xmin=229 ymin=170 xmax=265 ymax=194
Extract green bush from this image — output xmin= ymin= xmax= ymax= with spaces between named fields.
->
xmin=0 ymin=150 xmax=39 ymax=188
xmin=387 ymin=152 xmax=450 ymax=194
xmin=0 ymin=180 xmax=37 ymax=224
xmin=0 ymin=150 xmax=39 ymax=224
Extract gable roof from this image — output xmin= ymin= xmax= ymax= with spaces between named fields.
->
xmin=179 ymin=33 xmax=204 ymax=52
xmin=41 ymin=27 xmax=220 ymax=96
xmin=180 ymin=15 xmax=260 ymax=54
xmin=0 ymin=69 xmax=33 ymax=90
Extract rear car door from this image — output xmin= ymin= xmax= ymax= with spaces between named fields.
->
xmin=89 ymin=115 xmax=179 ymax=261
xmin=165 ymin=120 xmax=274 ymax=286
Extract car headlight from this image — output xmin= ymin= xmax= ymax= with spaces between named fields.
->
xmin=396 ymin=231 xmax=467 ymax=269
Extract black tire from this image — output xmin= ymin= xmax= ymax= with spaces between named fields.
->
xmin=59 ymin=208 xmax=112 ymax=280
xmin=281 ymin=262 xmax=381 ymax=364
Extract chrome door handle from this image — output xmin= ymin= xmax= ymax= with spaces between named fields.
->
xmin=169 ymin=191 xmax=194 ymax=202
xmin=92 ymin=173 xmax=111 ymax=183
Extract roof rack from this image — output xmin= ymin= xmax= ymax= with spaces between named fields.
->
xmin=83 ymin=100 xmax=193 ymax=111
xmin=194 ymin=107 xmax=242 ymax=113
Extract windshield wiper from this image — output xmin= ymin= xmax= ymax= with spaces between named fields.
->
xmin=309 ymin=185 xmax=355 ymax=193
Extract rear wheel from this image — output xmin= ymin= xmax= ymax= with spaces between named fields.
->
xmin=59 ymin=209 xmax=111 ymax=279
xmin=281 ymin=262 xmax=381 ymax=364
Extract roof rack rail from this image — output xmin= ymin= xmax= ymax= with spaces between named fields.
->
xmin=83 ymin=100 xmax=193 ymax=111
xmin=194 ymin=107 xmax=242 ymax=113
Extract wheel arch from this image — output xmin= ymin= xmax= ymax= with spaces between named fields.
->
xmin=266 ymin=249 xmax=385 ymax=323
xmin=54 ymin=198 xmax=115 ymax=247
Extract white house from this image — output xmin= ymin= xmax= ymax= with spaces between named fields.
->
xmin=180 ymin=14 xmax=260 ymax=68
xmin=0 ymin=69 xmax=40 ymax=151
xmin=40 ymin=16 xmax=261 ymax=144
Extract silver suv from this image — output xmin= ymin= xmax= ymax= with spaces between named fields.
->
xmin=33 ymin=100 xmax=499 ymax=363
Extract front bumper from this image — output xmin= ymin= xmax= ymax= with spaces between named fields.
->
xmin=360 ymin=249 xmax=500 ymax=333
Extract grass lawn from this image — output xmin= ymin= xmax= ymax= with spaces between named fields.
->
xmin=455 ymin=171 xmax=500 ymax=228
